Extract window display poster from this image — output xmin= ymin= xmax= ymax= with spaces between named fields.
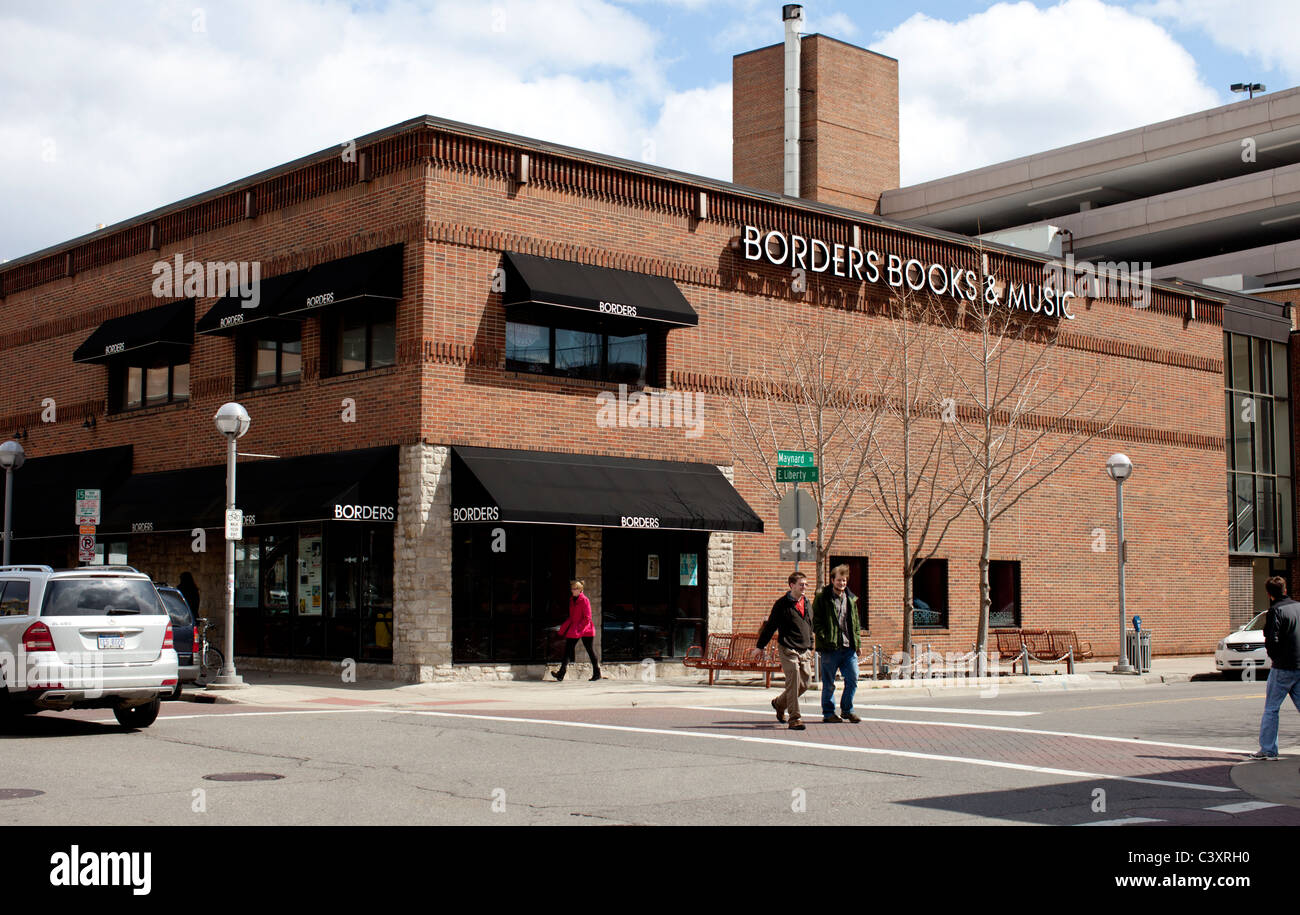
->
xmin=647 ymin=554 xmax=659 ymax=581
xmin=679 ymin=553 xmax=698 ymax=587
xmin=298 ymin=533 xmax=323 ymax=615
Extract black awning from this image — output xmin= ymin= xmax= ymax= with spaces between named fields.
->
xmin=501 ymin=252 xmax=699 ymax=328
xmin=278 ymin=244 xmax=404 ymax=317
xmin=97 ymin=446 xmax=399 ymax=535
xmin=10 ymin=446 xmax=134 ymax=540
xmin=451 ymin=446 xmax=762 ymax=532
xmin=196 ymin=269 xmax=310 ymax=337
xmin=73 ymin=299 xmax=194 ymax=364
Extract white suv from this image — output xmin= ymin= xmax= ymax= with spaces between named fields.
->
xmin=0 ymin=565 xmax=178 ymax=728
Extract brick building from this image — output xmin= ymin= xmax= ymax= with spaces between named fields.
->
xmin=0 ymin=36 xmax=1232 ymax=679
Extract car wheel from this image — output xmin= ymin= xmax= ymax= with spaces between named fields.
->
xmin=113 ymin=698 xmax=161 ymax=729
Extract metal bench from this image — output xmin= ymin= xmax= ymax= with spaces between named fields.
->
xmin=683 ymin=632 xmax=782 ymax=687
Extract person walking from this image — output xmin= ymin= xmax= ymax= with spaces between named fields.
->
xmin=757 ymin=571 xmax=814 ymax=730
xmin=813 ymin=564 xmax=861 ymax=724
xmin=1248 ymin=575 xmax=1300 ymax=759
xmin=553 ymin=580 xmax=600 ymax=682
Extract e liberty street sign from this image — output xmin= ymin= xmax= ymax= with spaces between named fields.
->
xmin=776 ymin=466 xmax=818 ymax=482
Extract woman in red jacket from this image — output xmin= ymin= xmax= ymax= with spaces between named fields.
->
xmin=553 ymin=580 xmax=600 ymax=681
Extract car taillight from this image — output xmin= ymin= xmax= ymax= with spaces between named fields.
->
xmin=162 ymin=622 xmax=174 ymax=650
xmin=22 ymin=621 xmax=55 ymax=652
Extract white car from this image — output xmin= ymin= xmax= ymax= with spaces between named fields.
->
xmin=1215 ymin=611 xmax=1272 ymax=679
xmin=0 ymin=565 xmax=178 ymax=728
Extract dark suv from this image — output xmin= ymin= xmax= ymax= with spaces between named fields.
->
xmin=155 ymin=585 xmax=197 ymax=697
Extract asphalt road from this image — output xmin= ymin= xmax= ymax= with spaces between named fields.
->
xmin=2 ymin=679 xmax=1296 ymax=826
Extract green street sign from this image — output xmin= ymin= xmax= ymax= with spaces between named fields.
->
xmin=777 ymin=467 xmax=818 ymax=483
xmin=777 ymin=450 xmax=815 ymax=468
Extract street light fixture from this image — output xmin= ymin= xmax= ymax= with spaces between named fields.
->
xmin=1106 ymin=453 xmax=1136 ymax=674
xmin=1230 ymin=82 xmax=1266 ymax=99
xmin=0 ymin=440 xmax=25 ymax=566
xmin=209 ymin=403 xmax=250 ymax=689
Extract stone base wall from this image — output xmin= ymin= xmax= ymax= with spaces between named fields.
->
xmin=393 ymin=443 xmax=453 ymax=682
xmin=708 ymin=465 xmax=736 ymax=633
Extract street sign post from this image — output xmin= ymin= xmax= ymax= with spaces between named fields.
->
xmin=779 ymin=539 xmax=817 ymax=561
xmin=777 ymin=488 xmax=817 ymax=573
xmin=75 ymin=488 xmax=101 ymax=526
xmin=78 ymin=533 xmax=95 ymax=563
xmin=225 ymin=509 xmax=244 ymax=542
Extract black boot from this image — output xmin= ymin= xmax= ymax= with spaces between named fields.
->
xmin=588 ymin=668 xmax=601 ymax=681
xmin=552 ymin=667 xmax=566 ymax=681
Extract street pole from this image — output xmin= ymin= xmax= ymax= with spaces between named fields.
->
xmin=1113 ymin=475 xmax=1135 ymax=673
xmin=2 ymin=464 xmax=13 ymax=566
xmin=209 ymin=403 xmax=248 ymax=689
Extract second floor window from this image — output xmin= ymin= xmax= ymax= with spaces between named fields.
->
xmin=246 ymin=334 xmax=302 ymax=389
xmin=506 ymin=322 xmax=652 ymax=386
xmin=114 ymin=361 xmax=189 ymax=412
xmin=329 ymin=304 xmax=396 ymax=375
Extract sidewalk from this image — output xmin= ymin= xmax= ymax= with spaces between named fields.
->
xmin=183 ymin=654 xmax=1225 ymax=711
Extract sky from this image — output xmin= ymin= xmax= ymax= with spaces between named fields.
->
xmin=1 ymin=0 xmax=1296 ymax=262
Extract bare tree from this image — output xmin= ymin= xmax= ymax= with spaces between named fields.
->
xmin=861 ymin=287 xmax=969 ymax=656
xmin=940 ymin=246 xmax=1134 ymax=664
xmin=726 ymin=305 xmax=882 ymax=592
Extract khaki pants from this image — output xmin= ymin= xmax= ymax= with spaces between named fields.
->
xmin=776 ymin=647 xmax=815 ymax=721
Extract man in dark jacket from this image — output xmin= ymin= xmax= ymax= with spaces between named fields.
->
xmin=813 ymin=564 xmax=861 ymax=723
xmin=1250 ymin=576 xmax=1300 ymax=759
xmin=757 ymin=571 xmax=814 ymax=730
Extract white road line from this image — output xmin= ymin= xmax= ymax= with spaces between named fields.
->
xmin=396 ymin=709 xmax=1238 ymax=794
xmin=1078 ymin=817 xmax=1166 ymax=826
xmin=685 ymin=706 xmax=1253 ymax=755
xmin=857 ymin=704 xmax=1039 ymax=717
xmin=1205 ymin=801 xmax=1281 ymax=814
xmin=151 ymin=708 xmax=385 ymax=721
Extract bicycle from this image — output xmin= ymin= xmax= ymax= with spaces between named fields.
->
xmin=196 ymin=617 xmax=224 ymax=680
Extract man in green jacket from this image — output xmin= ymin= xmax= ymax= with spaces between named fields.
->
xmin=813 ymin=564 xmax=861 ymax=723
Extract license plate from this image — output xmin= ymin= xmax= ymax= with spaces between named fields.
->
xmin=97 ymin=635 xmax=126 ymax=650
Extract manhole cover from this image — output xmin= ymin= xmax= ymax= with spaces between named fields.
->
xmin=0 ymin=788 xmax=44 ymax=799
xmin=202 ymin=772 xmax=284 ymax=782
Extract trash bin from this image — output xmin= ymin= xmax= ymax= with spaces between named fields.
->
xmin=1124 ymin=629 xmax=1152 ymax=673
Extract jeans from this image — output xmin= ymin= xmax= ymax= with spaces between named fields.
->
xmin=820 ymin=647 xmax=858 ymax=717
xmin=1259 ymin=667 xmax=1300 ymax=756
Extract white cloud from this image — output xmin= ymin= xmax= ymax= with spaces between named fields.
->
xmin=0 ymin=0 xmax=695 ymax=260
xmin=875 ymin=0 xmax=1222 ymax=184
xmin=1137 ymin=0 xmax=1300 ymax=82
xmin=647 ymin=83 xmax=732 ymax=177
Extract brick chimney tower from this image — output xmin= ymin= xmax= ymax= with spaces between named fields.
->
xmin=733 ymin=11 xmax=900 ymax=214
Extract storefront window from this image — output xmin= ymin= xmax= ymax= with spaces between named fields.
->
xmin=452 ymin=524 xmax=573 ymax=663
xmin=602 ymin=529 xmax=707 ymax=661
xmin=989 ymin=560 xmax=1020 ymax=628
xmin=504 ymin=321 xmax=657 ymax=386
xmin=912 ymin=559 xmax=948 ymax=629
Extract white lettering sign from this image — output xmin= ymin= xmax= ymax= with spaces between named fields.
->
xmin=452 ymin=506 xmax=500 ymax=522
xmin=621 ymin=516 xmax=660 ymax=528
xmin=332 ymin=504 xmax=396 ymax=521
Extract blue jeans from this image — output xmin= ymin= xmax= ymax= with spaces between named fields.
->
xmin=820 ymin=647 xmax=858 ymax=717
xmin=1259 ymin=667 xmax=1300 ymax=756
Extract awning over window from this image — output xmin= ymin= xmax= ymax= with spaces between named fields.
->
xmin=195 ymin=269 xmax=309 ymax=337
xmin=97 ymin=446 xmax=399 ymax=535
xmin=451 ymin=446 xmax=762 ymax=532
xmin=277 ymin=244 xmax=404 ymax=317
xmin=9 ymin=446 xmax=134 ymax=540
xmin=501 ymin=252 xmax=699 ymax=328
xmin=72 ymin=299 xmax=193 ymax=364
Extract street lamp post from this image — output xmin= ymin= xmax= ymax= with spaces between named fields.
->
xmin=1106 ymin=453 xmax=1136 ymax=674
xmin=210 ymin=403 xmax=250 ymax=689
xmin=0 ymin=441 xmax=25 ymax=566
